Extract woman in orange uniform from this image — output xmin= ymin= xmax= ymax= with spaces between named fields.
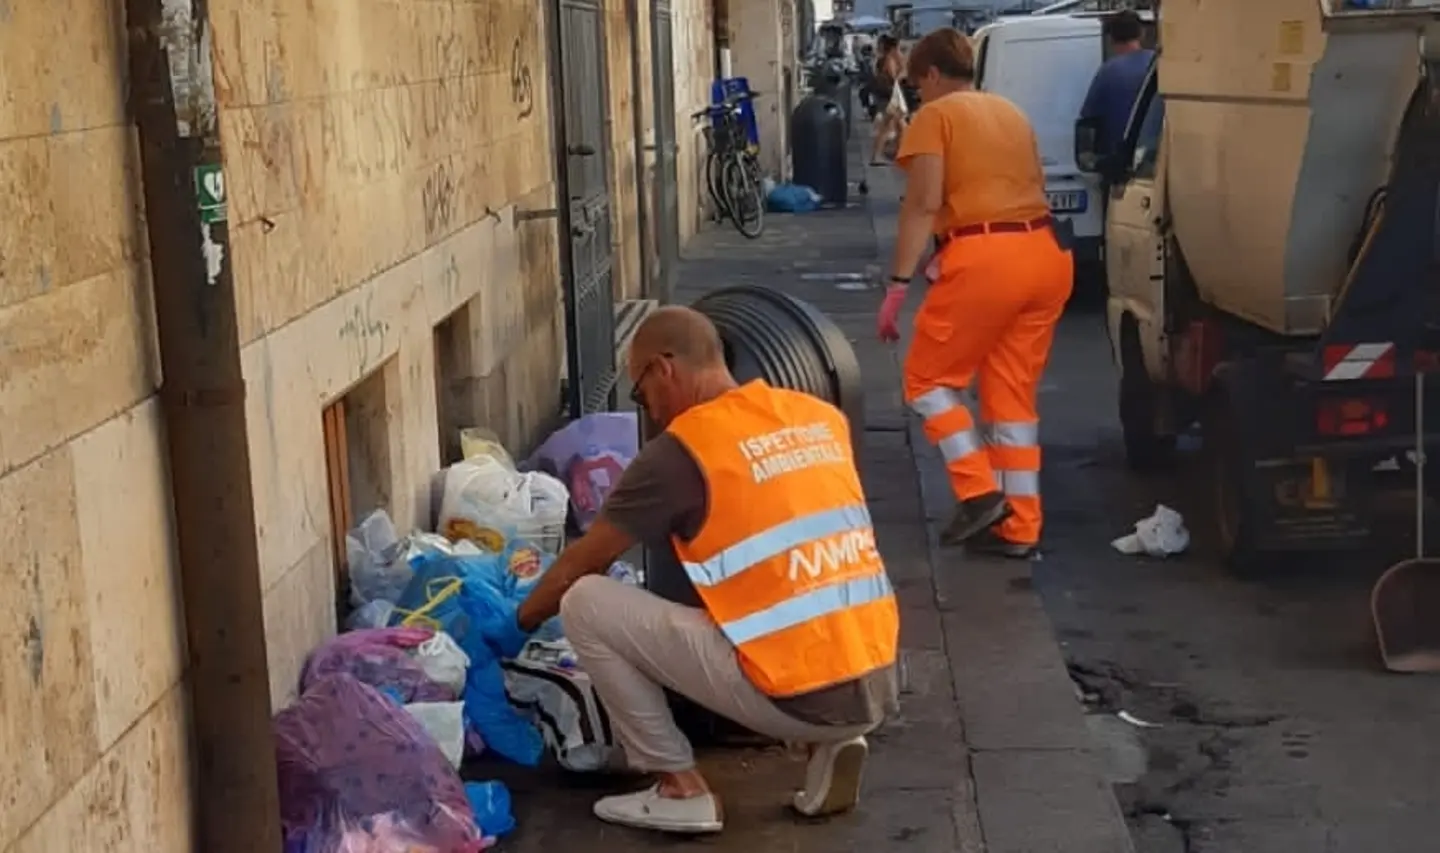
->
xmin=876 ymin=28 xmax=1073 ymax=558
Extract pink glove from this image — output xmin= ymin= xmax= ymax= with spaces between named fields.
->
xmin=877 ymin=283 xmax=907 ymax=342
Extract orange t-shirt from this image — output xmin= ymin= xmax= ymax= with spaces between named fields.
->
xmin=895 ymin=90 xmax=1050 ymax=234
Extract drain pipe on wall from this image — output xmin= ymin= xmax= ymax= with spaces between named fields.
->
xmin=625 ymin=0 xmax=655 ymax=298
xmin=126 ymin=1 xmax=283 ymax=849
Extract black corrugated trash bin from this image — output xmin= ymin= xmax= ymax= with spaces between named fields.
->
xmin=791 ymin=94 xmax=849 ymax=208
xmin=641 ymin=285 xmax=865 ymax=744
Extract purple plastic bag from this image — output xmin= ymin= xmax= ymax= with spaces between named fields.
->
xmin=300 ymin=627 xmax=454 ymax=704
xmin=275 ymin=674 xmax=487 ymax=853
xmin=526 ymin=412 xmax=638 ymax=531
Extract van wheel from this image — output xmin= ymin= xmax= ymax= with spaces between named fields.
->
xmin=1118 ymin=320 xmax=1175 ymax=472
xmin=1202 ymin=386 xmax=1268 ymax=577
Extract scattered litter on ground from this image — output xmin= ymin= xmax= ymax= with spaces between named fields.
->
xmin=1118 ymin=710 xmax=1163 ymax=729
xmin=1112 ymin=504 xmax=1190 ymax=557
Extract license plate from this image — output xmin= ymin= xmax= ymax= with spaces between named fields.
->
xmin=1047 ymin=190 xmax=1088 ymax=214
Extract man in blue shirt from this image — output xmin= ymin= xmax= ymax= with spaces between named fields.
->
xmin=1079 ymin=11 xmax=1154 ymax=164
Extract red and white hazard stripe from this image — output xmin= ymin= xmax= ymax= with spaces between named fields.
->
xmin=1322 ymin=342 xmax=1396 ymax=381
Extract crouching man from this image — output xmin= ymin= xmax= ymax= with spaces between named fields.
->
xmin=504 ymin=306 xmax=900 ymax=834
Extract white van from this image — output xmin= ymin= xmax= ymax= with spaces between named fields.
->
xmin=970 ymin=14 xmax=1115 ymax=287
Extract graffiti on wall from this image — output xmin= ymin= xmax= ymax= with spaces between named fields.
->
xmin=511 ymin=37 xmax=535 ymax=120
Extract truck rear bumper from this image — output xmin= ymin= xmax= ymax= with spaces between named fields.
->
xmin=1220 ymin=358 xmax=1434 ymax=552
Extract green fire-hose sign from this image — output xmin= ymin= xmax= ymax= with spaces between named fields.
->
xmin=196 ymin=164 xmax=227 ymax=224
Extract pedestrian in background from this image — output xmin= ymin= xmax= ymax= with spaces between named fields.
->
xmin=869 ymin=35 xmax=908 ymax=166
xmin=1077 ymin=10 xmax=1155 ymax=170
xmin=877 ymin=27 xmax=1073 ymax=558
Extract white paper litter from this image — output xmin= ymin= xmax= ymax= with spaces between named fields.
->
xmin=1111 ymin=504 xmax=1190 ymax=557
xmin=1117 ymin=710 xmax=1162 ymax=729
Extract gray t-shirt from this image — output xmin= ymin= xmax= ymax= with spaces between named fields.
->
xmin=598 ymin=433 xmax=899 ymax=728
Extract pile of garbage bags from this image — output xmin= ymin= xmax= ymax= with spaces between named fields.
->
xmin=274 ymin=415 xmax=642 ymax=850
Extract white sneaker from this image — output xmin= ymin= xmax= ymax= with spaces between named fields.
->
xmin=792 ymin=735 xmax=869 ymax=817
xmin=592 ymin=784 xmax=724 ymax=834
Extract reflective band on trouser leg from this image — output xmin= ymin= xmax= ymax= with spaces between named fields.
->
xmin=984 ymin=420 xmax=1042 ymax=544
xmin=908 ymin=386 xmax=998 ymax=500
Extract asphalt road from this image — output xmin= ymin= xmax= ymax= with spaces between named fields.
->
xmin=1033 ymin=304 xmax=1440 ymax=852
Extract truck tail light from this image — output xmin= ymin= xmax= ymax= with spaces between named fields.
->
xmin=1316 ymin=397 xmax=1389 ymax=437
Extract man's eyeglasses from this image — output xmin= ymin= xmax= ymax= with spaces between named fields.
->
xmin=628 ymin=353 xmax=672 ymax=408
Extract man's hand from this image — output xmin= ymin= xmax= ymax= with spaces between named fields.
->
xmin=877 ymin=282 xmax=907 ymax=342
xmin=515 ymin=518 xmax=636 ymax=631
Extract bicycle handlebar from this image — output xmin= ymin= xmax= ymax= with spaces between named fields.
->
xmin=689 ymin=91 xmax=762 ymax=121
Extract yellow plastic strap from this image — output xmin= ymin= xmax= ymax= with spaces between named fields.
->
xmin=392 ymin=576 xmax=464 ymax=631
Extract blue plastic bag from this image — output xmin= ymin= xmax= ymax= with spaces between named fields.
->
xmin=465 ymin=780 xmax=517 ymax=838
xmin=391 ymin=547 xmax=548 ymax=765
xmin=767 ymin=182 xmax=822 ymax=213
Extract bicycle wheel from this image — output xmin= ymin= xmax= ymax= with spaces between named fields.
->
xmin=722 ymin=154 xmax=765 ymax=239
xmin=705 ymin=151 xmax=729 ymax=221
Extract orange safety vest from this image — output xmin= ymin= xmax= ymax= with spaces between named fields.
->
xmin=665 ymin=380 xmax=899 ymax=698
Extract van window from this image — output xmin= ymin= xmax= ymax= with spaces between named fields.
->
xmin=1131 ymin=94 xmax=1164 ymax=179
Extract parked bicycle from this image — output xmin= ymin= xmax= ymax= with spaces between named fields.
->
xmin=691 ymin=92 xmax=765 ymax=239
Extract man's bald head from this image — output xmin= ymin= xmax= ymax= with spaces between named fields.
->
xmin=630 ymin=306 xmax=726 ymax=369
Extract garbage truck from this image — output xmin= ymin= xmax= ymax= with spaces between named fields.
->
xmin=1081 ymin=0 xmax=1440 ymax=573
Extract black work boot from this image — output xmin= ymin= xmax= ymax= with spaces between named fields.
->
xmin=966 ymin=529 xmax=1039 ymax=560
xmin=938 ymin=492 xmax=1012 ymax=547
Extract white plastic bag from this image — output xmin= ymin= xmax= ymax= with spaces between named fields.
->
xmin=346 ymin=510 xmax=414 ymax=608
xmin=414 ymin=631 xmax=470 ymax=696
xmin=437 ymin=456 xmax=569 ymax=553
xmin=1111 ymin=504 xmax=1190 ymax=558
xmin=404 ymin=701 xmax=466 ymax=769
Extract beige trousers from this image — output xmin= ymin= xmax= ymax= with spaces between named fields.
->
xmin=560 ymin=575 xmax=872 ymax=774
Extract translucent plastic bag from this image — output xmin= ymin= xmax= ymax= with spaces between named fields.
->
xmin=438 ymin=456 xmax=569 ymax=553
xmin=275 ymin=674 xmax=487 ymax=853
xmin=345 ymin=510 xmax=414 ymax=609
xmin=300 ymin=628 xmax=455 ymax=704
xmin=405 ymin=701 xmax=466 ymax=769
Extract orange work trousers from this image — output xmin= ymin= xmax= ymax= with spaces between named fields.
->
xmin=902 ymin=226 xmax=1073 ymax=545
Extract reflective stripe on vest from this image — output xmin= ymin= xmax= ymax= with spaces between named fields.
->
xmin=681 ymin=503 xmax=874 ymax=587
xmin=666 ymin=381 xmax=900 ymax=697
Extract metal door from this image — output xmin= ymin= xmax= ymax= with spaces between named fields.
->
xmin=556 ymin=0 xmax=618 ymax=415
xmin=650 ymin=0 xmax=681 ymax=303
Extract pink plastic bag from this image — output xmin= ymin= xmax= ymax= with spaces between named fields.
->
xmin=275 ymin=674 xmax=487 ymax=853
xmin=300 ymin=627 xmax=455 ymax=703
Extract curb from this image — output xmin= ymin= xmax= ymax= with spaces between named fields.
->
xmin=908 ymin=417 xmax=1135 ymax=853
